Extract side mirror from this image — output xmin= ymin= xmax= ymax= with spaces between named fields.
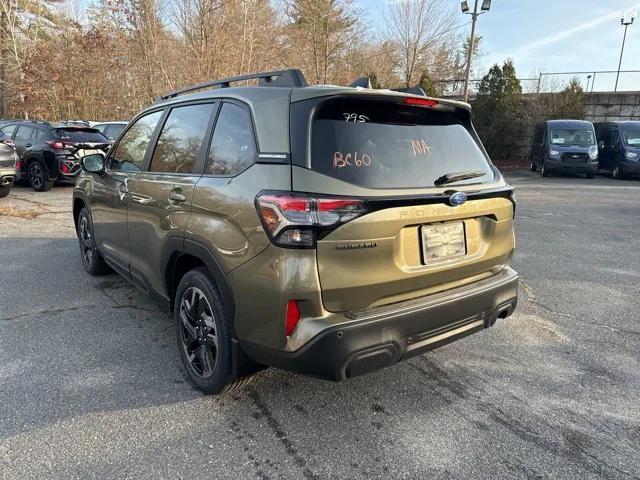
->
xmin=81 ymin=154 xmax=105 ymax=174
xmin=598 ymin=141 xmax=605 ymax=149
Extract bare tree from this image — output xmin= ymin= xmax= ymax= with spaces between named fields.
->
xmin=283 ymin=0 xmax=366 ymax=85
xmin=384 ymin=0 xmax=456 ymax=87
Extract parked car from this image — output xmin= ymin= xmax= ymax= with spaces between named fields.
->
xmin=529 ymin=119 xmax=599 ymax=178
xmin=0 ymin=141 xmax=19 ymax=198
xmin=73 ymin=69 xmax=518 ymax=394
xmin=0 ymin=120 xmax=109 ymax=191
xmin=594 ymin=121 xmax=640 ymax=179
xmin=93 ymin=121 xmax=128 ymax=141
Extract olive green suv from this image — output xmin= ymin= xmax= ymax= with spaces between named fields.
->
xmin=73 ymin=70 xmax=518 ymax=394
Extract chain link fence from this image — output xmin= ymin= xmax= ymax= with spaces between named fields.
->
xmin=436 ymin=70 xmax=640 ymax=99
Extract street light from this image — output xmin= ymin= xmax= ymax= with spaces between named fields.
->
xmin=615 ymin=10 xmax=636 ymax=92
xmin=461 ymin=0 xmax=492 ymax=102
xmin=586 ymin=74 xmax=592 ymax=92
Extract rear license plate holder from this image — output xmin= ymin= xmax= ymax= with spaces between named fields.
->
xmin=421 ymin=221 xmax=466 ymax=263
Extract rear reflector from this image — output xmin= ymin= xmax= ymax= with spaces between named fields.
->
xmin=404 ymin=97 xmax=439 ymax=107
xmin=285 ymin=300 xmax=300 ymax=336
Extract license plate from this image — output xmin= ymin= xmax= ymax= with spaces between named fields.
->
xmin=74 ymin=149 xmax=100 ymax=160
xmin=421 ymin=221 xmax=466 ymax=262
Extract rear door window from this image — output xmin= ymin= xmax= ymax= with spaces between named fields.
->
xmin=205 ymin=103 xmax=257 ymax=176
xmin=149 ymin=103 xmax=215 ymax=173
xmin=309 ymin=98 xmax=493 ymax=189
xmin=14 ymin=126 xmax=35 ymax=142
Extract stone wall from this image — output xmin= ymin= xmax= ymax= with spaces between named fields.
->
xmin=584 ymin=92 xmax=640 ymax=122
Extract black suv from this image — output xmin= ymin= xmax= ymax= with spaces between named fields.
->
xmin=0 ymin=120 xmax=109 ymax=191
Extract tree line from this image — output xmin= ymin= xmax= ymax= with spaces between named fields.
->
xmin=0 ymin=0 xmax=477 ymax=121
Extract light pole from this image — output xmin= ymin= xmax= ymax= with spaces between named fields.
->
xmin=586 ymin=74 xmax=592 ymax=93
xmin=461 ymin=0 xmax=492 ymax=102
xmin=615 ymin=10 xmax=636 ymax=92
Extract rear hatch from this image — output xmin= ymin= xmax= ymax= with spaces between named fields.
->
xmin=53 ymin=127 xmax=109 ymax=150
xmin=290 ymin=94 xmax=515 ymax=313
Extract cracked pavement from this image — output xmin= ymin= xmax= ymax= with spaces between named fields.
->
xmin=1 ymin=172 xmax=639 ymax=479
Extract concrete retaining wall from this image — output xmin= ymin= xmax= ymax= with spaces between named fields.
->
xmin=477 ymin=91 xmax=640 ymax=161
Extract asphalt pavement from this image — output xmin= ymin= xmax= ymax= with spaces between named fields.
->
xmin=0 ymin=172 xmax=639 ymax=479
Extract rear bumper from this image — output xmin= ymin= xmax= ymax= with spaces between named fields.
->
xmin=0 ymin=173 xmax=16 ymax=187
xmin=240 ymin=267 xmax=519 ymax=380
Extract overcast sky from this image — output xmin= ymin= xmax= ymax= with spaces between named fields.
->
xmin=358 ymin=0 xmax=640 ymax=91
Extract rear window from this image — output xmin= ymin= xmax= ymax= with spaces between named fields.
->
xmin=310 ymin=98 xmax=493 ymax=189
xmin=54 ymin=128 xmax=108 ymax=143
xmin=549 ymin=128 xmax=595 ymax=146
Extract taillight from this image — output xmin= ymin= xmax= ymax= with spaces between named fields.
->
xmin=46 ymin=140 xmax=65 ymax=149
xmin=285 ymin=300 xmax=300 ymax=336
xmin=15 ymin=160 xmax=21 ymax=171
xmin=60 ymin=162 xmax=70 ymax=173
xmin=3 ymin=139 xmax=15 ymax=147
xmin=255 ymin=192 xmax=368 ymax=248
xmin=404 ymin=97 xmax=439 ymax=107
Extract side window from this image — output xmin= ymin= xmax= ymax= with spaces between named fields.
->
xmin=110 ymin=111 xmax=163 ymax=172
xmin=0 ymin=125 xmax=17 ymax=138
xmin=206 ymin=103 xmax=257 ymax=176
xmin=149 ymin=103 xmax=215 ymax=174
xmin=106 ymin=124 xmax=125 ymax=140
xmin=14 ymin=126 xmax=34 ymax=142
xmin=31 ymin=129 xmax=41 ymax=141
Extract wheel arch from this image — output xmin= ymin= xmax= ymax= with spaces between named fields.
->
xmin=164 ymin=239 xmax=236 ymax=328
xmin=72 ymin=196 xmax=86 ymax=231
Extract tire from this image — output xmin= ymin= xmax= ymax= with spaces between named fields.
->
xmin=77 ymin=207 xmax=110 ymax=276
xmin=28 ymin=159 xmax=54 ymax=192
xmin=541 ymin=161 xmax=550 ymax=177
xmin=175 ymin=267 xmax=248 ymax=395
xmin=586 ymin=172 xmax=595 ymax=179
xmin=0 ymin=185 xmax=10 ymax=198
xmin=612 ymin=165 xmax=624 ymax=180
xmin=530 ymin=160 xmax=537 ymax=172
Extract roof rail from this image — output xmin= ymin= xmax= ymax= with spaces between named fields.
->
xmin=157 ymin=69 xmax=308 ymax=102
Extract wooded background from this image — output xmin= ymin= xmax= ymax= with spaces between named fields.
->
xmin=0 ymin=0 xmax=480 ymax=121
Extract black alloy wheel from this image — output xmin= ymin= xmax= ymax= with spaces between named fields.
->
xmin=179 ymin=286 xmax=219 ymax=378
xmin=28 ymin=162 xmax=44 ymax=190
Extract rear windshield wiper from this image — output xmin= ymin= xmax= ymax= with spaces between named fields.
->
xmin=434 ymin=171 xmax=486 ymax=187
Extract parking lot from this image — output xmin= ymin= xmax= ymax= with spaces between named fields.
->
xmin=0 ymin=172 xmax=639 ymax=479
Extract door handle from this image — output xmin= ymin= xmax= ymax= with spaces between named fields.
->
xmin=25 ymin=143 xmax=32 ymax=148
xmin=168 ymin=190 xmax=186 ymax=204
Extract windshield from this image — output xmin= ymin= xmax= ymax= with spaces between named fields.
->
xmin=549 ymin=128 xmax=595 ymax=147
xmin=310 ymin=98 xmax=493 ymax=189
xmin=54 ymin=128 xmax=108 ymax=143
xmin=623 ymin=130 xmax=640 ymax=146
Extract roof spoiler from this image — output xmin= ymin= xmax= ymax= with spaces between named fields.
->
xmin=156 ymin=69 xmax=308 ymax=102
xmin=348 ymin=77 xmax=428 ymax=97
xmin=391 ymin=86 xmax=427 ymax=96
